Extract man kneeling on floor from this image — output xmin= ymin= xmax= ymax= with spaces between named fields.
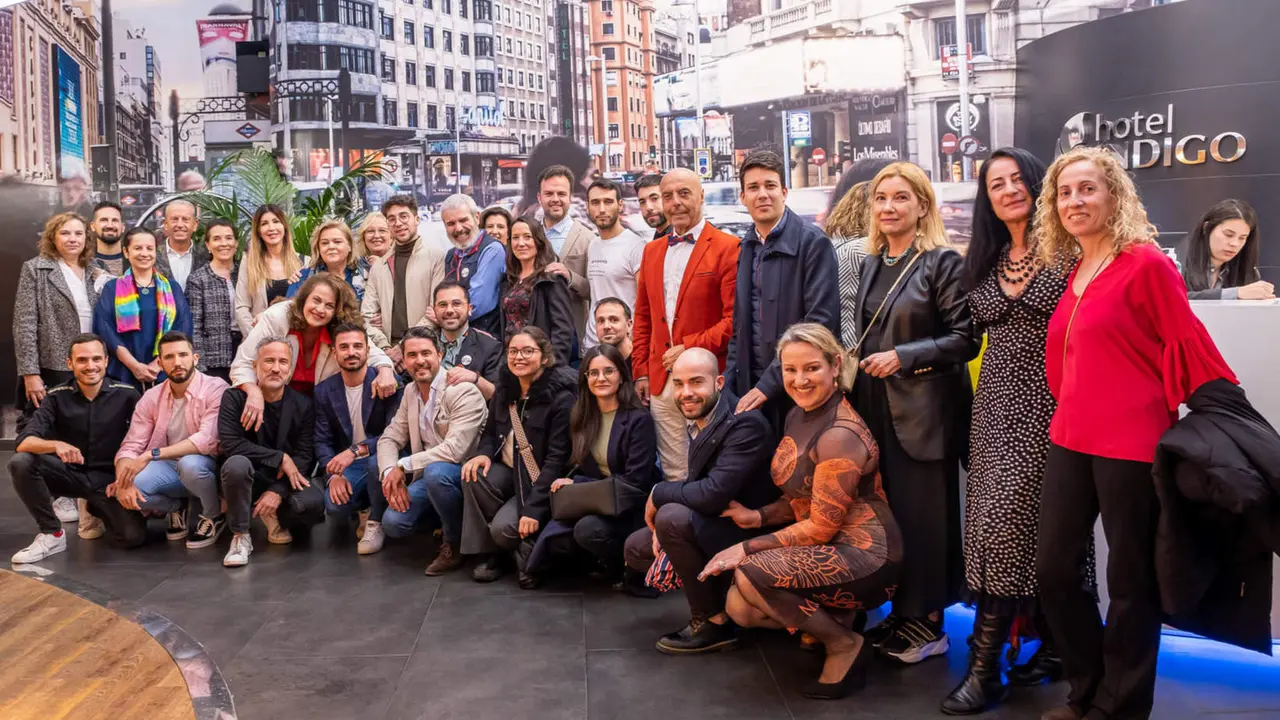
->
xmin=10 ymin=334 xmax=144 ymax=562
xmin=376 ymin=326 xmax=488 ymax=574
xmin=218 ymin=336 xmax=324 ymax=567
xmin=623 ymin=348 xmax=777 ymax=653
xmin=110 ymin=332 xmax=229 ymax=550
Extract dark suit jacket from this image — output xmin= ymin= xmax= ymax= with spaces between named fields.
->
xmin=499 ymin=273 xmax=576 ymax=365
xmin=726 ymin=208 xmax=839 ymax=401
xmin=155 ymin=241 xmax=211 ymax=287
xmin=312 ymin=367 xmax=402 ymax=472
xmin=452 ymin=327 xmax=503 ymax=386
xmin=650 ymin=393 xmax=778 ymax=514
xmin=573 ymin=406 xmax=658 ymax=517
xmin=217 ymin=386 xmax=316 ymax=496
xmin=854 ymin=247 xmax=978 ymax=462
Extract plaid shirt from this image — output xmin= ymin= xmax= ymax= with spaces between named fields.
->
xmin=186 ymin=263 xmax=240 ymax=369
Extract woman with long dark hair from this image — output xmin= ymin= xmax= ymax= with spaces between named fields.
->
xmin=533 ymin=344 xmax=657 ymax=579
xmin=1179 ymin=199 xmax=1272 ymax=300
xmin=499 ymin=217 xmax=575 ymax=363
xmin=945 ymin=148 xmax=1071 ymax=715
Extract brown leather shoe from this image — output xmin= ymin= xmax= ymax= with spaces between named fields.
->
xmin=424 ymin=542 xmax=463 ymax=576
xmin=1041 ymin=707 xmax=1081 ymax=720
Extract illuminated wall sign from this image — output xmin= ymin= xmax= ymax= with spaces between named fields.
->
xmin=1057 ymin=104 xmax=1246 ymax=169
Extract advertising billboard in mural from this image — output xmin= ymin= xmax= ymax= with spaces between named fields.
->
xmin=196 ymin=17 xmax=250 ymax=96
xmin=53 ymin=46 xmax=85 ymax=181
xmin=846 ymin=91 xmax=906 ymax=163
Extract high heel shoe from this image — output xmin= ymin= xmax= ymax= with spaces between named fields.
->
xmin=801 ymin=639 xmax=871 ymax=700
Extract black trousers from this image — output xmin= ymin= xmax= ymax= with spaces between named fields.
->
xmin=1036 ymin=444 xmax=1161 ymax=720
xmin=543 ymin=514 xmax=633 ymax=569
xmin=221 ymin=455 xmax=326 ymax=535
xmin=9 ymin=453 xmax=145 ymax=547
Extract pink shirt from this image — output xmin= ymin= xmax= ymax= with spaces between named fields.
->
xmin=116 ymin=371 xmax=230 ymax=460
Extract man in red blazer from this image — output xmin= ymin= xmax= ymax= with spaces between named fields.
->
xmin=632 ymin=168 xmax=739 ymax=481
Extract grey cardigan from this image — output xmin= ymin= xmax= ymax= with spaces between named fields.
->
xmin=13 ymin=256 xmax=103 ymax=375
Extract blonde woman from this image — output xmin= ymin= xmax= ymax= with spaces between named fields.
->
xmin=1033 ymin=147 xmax=1235 ymax=720
xmin=850 ymin=161 xmax=978 ymax=665
xmin=355 ymin=212 xmax=393 ymax=280
xmin=287 ymin=219 xmax=365 ymax=302
xmin=234 ymin=204 xmax=305 ymax=335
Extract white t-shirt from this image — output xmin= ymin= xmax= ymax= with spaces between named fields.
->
xmin=166 ymin=396 xmax=188 ymax=447
xmin=344 ymin=384 xmax=366 ymax=445
xmin=58 ymin=261 xmax=93 ymax=333
xmin=583 ymin=227 xmax=646 ymax=348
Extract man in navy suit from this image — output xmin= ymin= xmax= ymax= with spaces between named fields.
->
xmin=313 ymin=323 xmax=402 ymax=552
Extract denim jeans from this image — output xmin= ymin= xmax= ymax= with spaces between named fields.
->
xmin=381 ymin=461 xmax=460 ymax=539
xmin=133 ymin=455 xmax=219 ymax=517
xmin=322 ymin=455 xmax=376 ymax=518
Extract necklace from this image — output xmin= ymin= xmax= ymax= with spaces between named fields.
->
xmin=998 ymin=243 xmax=1038 ymax=286
xmin=882 ymin=247 xmax=914 ymax=266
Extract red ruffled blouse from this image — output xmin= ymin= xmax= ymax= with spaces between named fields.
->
xmin=1045 ymin=242 xmax=1237 ymax=463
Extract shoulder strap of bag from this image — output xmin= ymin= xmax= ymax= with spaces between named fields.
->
xmin=851 ymin=249 xmax=923 ymax=356
xmin=508 ymin=402 xmax=541 ymax=485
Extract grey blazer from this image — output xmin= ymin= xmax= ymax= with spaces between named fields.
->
xmin=13 ymin=256 xmax=103 ymax=375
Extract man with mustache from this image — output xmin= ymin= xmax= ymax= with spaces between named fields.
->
xmin=538 ymin=164 xmax=596 ymax=339
xmin=313 ymin=324 xmax=402 ymax=553
xmin=441 ymin=194 xmax=506 ymax=336
xmin=218 ymin=337 xmax=323 ymax=567
xmin=110 ymin=332 xmax=230 ymax=550
xmin=433 ymin=281 xmax=502 ymax=401
xmin=377 ymin=326 xmax=488 ymax=575
xmin=634 ymin=173 xmax=669 ymax=239
xmin=90 ymin=201 xmax=126 ymax=276
xmin=10 ymin=334 xmax=145 ymax=563
xmin=363 ymin=194 xmax=446 ymax=367
xmin=583 ymin=178 xmax=645 ymax=351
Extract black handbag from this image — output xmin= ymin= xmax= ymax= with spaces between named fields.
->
xmin=551 ymin=477 xmax=619 ymax=521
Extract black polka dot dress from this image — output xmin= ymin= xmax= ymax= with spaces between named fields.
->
xmin=965 ymin=264 xmax=1081 ymax=609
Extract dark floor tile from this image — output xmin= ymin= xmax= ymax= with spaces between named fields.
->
xmin=140 ymin=560 xmax=305 ymax=605
xmin=224 ymin=654 xmax=407 ymax=720
xmin=414 ymin=593 xmax=586 ymax=655
xmin=145 ymin=599 xmax=282 ymax=668
xmin=586 ymin=648 xmax=789 ymax=720
xmin=384 ymin=644 xmax=586 ymax=720
xmin=33 ymin=560 xmax=183 ymax=601
xmin=583 ymin=587 xmax=689 ymax=650
xmin=238 ymin=573 xmax=440 ymax=659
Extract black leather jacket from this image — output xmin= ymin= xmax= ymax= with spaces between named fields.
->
xmin=854 ymin=247 xmax=979 ymax=462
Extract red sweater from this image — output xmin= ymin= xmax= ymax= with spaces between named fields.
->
xmin=1045 ymin=243 xmax=1237 ymax=463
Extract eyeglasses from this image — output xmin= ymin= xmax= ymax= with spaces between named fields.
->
xmin=586 ymin=367 xmax=618 ymax=379
xmin=506 ymin=347 xmax=539 ymax=359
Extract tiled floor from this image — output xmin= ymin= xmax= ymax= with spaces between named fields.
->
xmin=2 ymin=460 xmax=1279 ymax=720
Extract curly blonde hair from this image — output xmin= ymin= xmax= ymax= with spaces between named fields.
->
xmin=39 ymin=213 xmax=94 ymax=267
xmin=824 ymin=181 xmax=871 ymax=239
xmin=866 ymin=162 xmax=950 ymax=255
xmin=1035 ymin=146 xmax=1157 ymax=266
xmin=308 ymin=219 xmax=361 ymax=272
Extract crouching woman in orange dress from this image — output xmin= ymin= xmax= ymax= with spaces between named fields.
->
xmin=701 ymin=322 xmax=903 ymax=701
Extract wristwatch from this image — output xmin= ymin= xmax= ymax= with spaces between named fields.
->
xmin=151 ymin=448 xmax=161 ymax=461
xmin=349 ymin=444 xmax=365 ymax=458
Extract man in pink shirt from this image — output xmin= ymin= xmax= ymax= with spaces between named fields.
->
xmin=110 ymin=331 xmax=229 ymax=549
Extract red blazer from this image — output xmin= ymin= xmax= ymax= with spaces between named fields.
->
xmin=633 ymin=221 xmax=740 ymax=391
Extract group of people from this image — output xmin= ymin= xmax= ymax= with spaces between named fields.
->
xmin=9 ymin=143 xmax=1269 ymax=719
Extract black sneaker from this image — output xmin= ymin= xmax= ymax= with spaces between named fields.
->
xmin=166 ymin=509 xmax=189 ymax=541
xmin=471 ymin=554 xmax=505 ymax=583
xmin=617 ymin=568 xmax=660 ymax=599
xmin=879 ymin=616 xmax=950 ymax=664
xmin=655 ymin=618 xmax=741 ymax=655
xmin=863 ymin=613 xmax=903 ymax=648
xmin=186 ymin=513 xmax=227 ymax=550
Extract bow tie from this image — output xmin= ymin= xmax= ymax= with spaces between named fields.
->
xmin=667 ymin=232 xmax=696 ymax=247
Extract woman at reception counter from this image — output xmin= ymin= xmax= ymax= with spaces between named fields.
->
xmin=1180 ymin=199 xmax=1274 ymax=300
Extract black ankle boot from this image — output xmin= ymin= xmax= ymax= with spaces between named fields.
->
xmin=1008 ymin=614 xmax=1064 ymax=686
xmin=940 ymin=610 xmax=1011 ymax=715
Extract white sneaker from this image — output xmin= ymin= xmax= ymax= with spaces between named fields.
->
xmin=53 ymin=497 xmax=79 ymax=523
xmin=12 ymin=532 xmax=67 ymax=564
xmin=223 ymin=533 xmax=253 ymax=567
xmin=357 ymin=521 xmax=384 ymax=555
xmin=78 ymin=499 xmax=105 ymax=540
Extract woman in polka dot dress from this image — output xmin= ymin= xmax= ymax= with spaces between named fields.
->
xmin=943 ymin=148 xmax=1079 ymax=716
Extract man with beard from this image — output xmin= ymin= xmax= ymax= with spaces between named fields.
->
xmin=219 ymin=337 xmax=323 ymax=567
xmin=538 ymin=164 xmax=596 ymax=337
xmin=313 ymin=324 xmax=402 ymax=552
xmin=634 ymin=173 xmax=669 ymax=239
xmin=111 ymin=332 xmax=230 ymax=549
xmin=622 ymin=348 xmax=775 ymax=653
xmin=10 ymin=334 xmax=145 ymax=563
xmin=90 ymin=201 xmax=127 ymax=276
xmin=440 ymin=194 xmax=505 ymax=336
xmin=583 ymin=179 xmax=645 ymax=351
xmin=433 ymin=281 xmax=502 ymax=400
xmin=377 ymin=327 xmax=488 ymax=575
xmin=593 ymin=297 xmax=634 ymax=362
xmin=363 ymin=194 xmax=446 ymax=366
xmin=155 ymin=200 xmax=209 ymax=290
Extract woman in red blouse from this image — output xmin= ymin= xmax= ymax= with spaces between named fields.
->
xmin=1033 ymin=147 xmax=1236 ymax=720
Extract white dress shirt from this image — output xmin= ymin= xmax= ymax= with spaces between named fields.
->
xmin=662 ymin=218 xmax=705 ymax=333
xmin=166 ymin=241 xmax=195 ymax=289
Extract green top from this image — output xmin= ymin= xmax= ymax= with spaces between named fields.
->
xmin=592 ymin=410 xmax=616 ymax=477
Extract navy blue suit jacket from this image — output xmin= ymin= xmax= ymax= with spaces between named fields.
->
xmin=572 ymin=406 xmax=658 ymax=517
xmin=313 ymin=367 xmax=402 ymax=472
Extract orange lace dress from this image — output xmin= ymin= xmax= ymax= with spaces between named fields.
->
xmin=738 ymin=392 xmax=903 ymax=631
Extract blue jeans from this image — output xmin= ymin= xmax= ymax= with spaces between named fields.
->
xmin=133 ymin=455 xmax=219 ymax=517
xmin=381 ymin=461 xmax=461 ymax=539
xmin=323 ymin=455 xmax=376 ymax=518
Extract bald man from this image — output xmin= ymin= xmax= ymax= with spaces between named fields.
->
xmin=632 ymin=169 xmax=740 ymax=482
xmin=157 ymin=199 xmax=209 ymax=290
xmin=622 ymin=348 xmax=776 ymax=654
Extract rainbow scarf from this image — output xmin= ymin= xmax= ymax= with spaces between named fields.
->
xmin=114 ymin=270 xmax=178 ymax=355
